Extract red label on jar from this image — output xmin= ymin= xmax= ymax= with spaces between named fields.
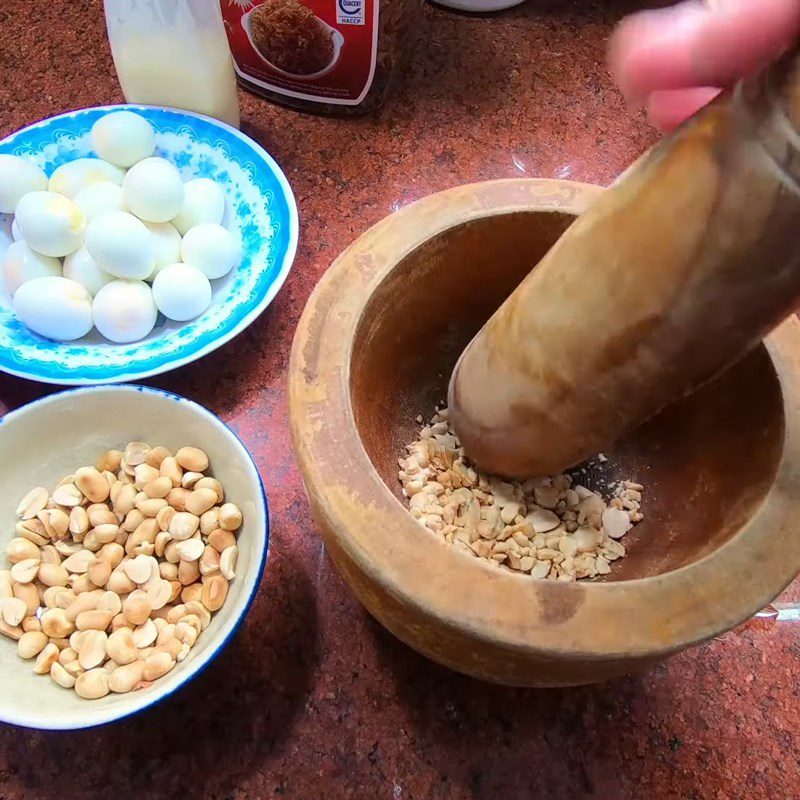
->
xmin=221 ymin=0 xmax=378 ymax=106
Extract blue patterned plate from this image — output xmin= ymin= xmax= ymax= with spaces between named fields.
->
xmin=0 ymin=105 xmax=298 ymax=385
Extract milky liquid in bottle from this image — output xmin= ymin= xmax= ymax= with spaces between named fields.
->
xmin=104 ymin=0 xmax=240 ymax=129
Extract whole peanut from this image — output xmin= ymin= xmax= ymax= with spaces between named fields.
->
xmin=6 ymin=441 xmax=244 ymax=701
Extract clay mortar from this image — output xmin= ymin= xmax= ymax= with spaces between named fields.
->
xmin=289 ymin=179 xmax=800 ymax=686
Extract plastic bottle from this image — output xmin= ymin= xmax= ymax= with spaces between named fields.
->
xmin=104 ymin=0 xmax=241 ymax=129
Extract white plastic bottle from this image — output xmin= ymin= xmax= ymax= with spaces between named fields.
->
xmin=104 ymin=0 xmax=241 ymax=129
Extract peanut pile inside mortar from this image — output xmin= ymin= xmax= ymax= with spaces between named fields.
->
xmin=398 ymin=407 xmax=644 ymax=581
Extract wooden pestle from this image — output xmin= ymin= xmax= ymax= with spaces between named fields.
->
xmin=448 ymin=46 xmax=800 ymax=478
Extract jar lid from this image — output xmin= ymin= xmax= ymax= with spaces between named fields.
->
xmin=432 ymin=0 xmax=526 ymax=12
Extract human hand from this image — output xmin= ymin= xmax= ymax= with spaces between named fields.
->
xmin=609 ymin=0 xmax=800 ymax=131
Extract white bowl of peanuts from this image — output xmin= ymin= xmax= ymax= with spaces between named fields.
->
xmin=0 ymin=385 xmax=268 ymax=729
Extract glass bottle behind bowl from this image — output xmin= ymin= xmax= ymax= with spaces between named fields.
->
xmin=220 ymin=0 xmax=421 ymax=115
xmin=104 ymin=0 xmax=241 ymax=129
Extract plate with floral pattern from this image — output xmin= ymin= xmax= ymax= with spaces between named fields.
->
xmin=0 ymin=105 xmax=298 ymax=385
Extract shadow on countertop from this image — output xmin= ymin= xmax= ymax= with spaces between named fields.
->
xmin=0 ymin=546 xmax=319 ymax=800
xmin=365 ymin=611 xmax=668 ymax=799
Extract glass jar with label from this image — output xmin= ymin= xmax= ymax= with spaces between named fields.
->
xmin=220 ymin=0 xmax=421 ymax=115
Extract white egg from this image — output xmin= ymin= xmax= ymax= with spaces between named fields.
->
xmin=85 ymin=211 xmax=154 ymax=280
xmin=122 ymin=157 xmax=184 ymax=223
xmin=15 ymin=191 xmax=86 ymax=257
xmin=171 ymin=178 xmax=226 ymax=235
xmin=152 ymin=263 xmax=212 ymax=322
xmin=144 ymin=222 xmax=182 ymax=278
xmin=13 ymin=276 xmax=93 ymax=341
xmin=63 ymin=246 xmax=114 ymax=296
xmin=180 ymin=223 xmax=241 ymax=280
xmin=91 ymin=111 xmax=156 ymax=168
xmin=93 ymin=279 xmax=157 ymax=343
xmin=48 ymin=158 xmax=125 ymax=200
xmin=0 ymin=155 xmax=47 ymax=214
xmin=74 ymin=182 xmax=126 ymax=222
xmin=2 ymin=241 xmax=61 ymax=295
xmin=11 ymin=219 xmax=22 ymax=241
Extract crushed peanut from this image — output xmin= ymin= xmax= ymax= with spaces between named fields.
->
xmin=1 ymin=443 xmax=242 ymax=699
xmin=398 ymin=408 xmax=645 ymax=582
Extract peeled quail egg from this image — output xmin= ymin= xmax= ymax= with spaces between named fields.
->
xmin=85 ymin=211 xmax=154 ymax=280
xmin=15 ymin=191 xmax=86 ymax=257
xmin=180 ymin=223 xmax=241 ymax=280
xmin=11 ymin=219 xmax=22 ymax=241
xmin=152 ymin=263 xmax=212 ymax=322
xmin=13 ymin=276 xmax=93 ymax=341
xmin=93 ymin=280 xmax=157 ymax=343
xmin=91 ymin=111 xmax=156 ymax=168
xmin=2 ymin=241 xmax=61 ymax=295
xmin=0 ymin=155 xmax=47 ymax=213
xmin=172 ymin=178 xmax=225 ymax=235
xmin=144 ymin=222 xmax=182 ymax=278
xmin=63 ymin=246 xmax=114 ymax=296
xmin=74 ymin=182 xmax=126 ymax=222
xmin=48 ymin=158 xmax=125 ymax=200
xmin=122 ymin=157 xmax=184 ymax=223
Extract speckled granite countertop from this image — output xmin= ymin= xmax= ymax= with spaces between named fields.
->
xmin=0 ymin=1 xmax=797 ymax=798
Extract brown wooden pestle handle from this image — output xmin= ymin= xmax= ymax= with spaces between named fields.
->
xmin=449 ymin=46 xmax=800 ymax=478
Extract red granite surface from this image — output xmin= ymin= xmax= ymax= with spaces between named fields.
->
xmin=0 ymin=1 xmax=797 ymax=798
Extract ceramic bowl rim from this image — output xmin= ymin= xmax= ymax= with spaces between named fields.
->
xmin=0 ymin=384 xmax=269 ymax=730
xmin=0 ymin=103 xmax=299 ymax=386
